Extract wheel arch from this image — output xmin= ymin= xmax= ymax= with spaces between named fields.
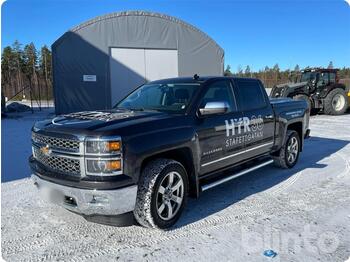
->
xmin=286 ymin=122 xmax=303 ymax=152
xmin=319 ymin=83 xmax=347 ymax=98
xmin=140 ymin=147 xmax=199 ymax=198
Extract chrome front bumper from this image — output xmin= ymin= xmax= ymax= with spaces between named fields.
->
xmin=31 ymin=175 xmax=137 ymax=216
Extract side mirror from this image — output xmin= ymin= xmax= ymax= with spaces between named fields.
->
xmin=198 ymin=102 xmax=228 ymax=116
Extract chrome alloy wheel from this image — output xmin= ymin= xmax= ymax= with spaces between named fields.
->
xmin=156 ymin=171 xmax=184 ymax=221
xmin=287 ymin=136 xmax=299 ymax=164
xmin=332 ymin=94 xmax=346 ymax=112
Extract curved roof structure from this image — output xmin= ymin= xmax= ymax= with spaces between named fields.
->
xmin=52 ymin=11 xmax=225 ymax=114
xmin=53 ymin=11 xmax=224 ymax=56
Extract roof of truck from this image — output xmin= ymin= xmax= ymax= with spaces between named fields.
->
xmin=149 ymin=76 xmax=260 ymax=84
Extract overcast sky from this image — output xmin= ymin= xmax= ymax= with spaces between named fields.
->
xmin=2 ymin=0 xmax=350 ymax=71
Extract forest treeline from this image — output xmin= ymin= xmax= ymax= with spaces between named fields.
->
xmin=1 ymin=40 xmax=52 ymax=104
xmin=224 ymin=63 xmax=350 ymax=88
xmin=1 ymin=40 xmax=350 ymax=103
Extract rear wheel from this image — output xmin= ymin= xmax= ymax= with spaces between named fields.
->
xmin=272 ymin=130 xmax=300 ymax=169
xmin=133 ymin=158 xmax=188 ymax=229
xmin=324 ymin=88 xmax=348 ymax=115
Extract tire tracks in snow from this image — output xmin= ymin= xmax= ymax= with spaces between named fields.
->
xmin=4 ymin=179 xmax=349 ymax=261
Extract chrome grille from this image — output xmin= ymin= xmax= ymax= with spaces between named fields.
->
xmin=33 ymin=146 xmax=80 ymax=175
xmin=32 ymin=132 xmax=80 ymax=152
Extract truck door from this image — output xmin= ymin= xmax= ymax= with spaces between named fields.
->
xmin=196 ymin=80 xmax=245 ymax=175
xmin=233 ymin=79 xmax=275 ymax=157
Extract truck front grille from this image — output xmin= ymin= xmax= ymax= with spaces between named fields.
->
xmin=32 ymin=132 xmax=80 ymax=152
xmin=33 ymin=146 xmax=81 ymax=175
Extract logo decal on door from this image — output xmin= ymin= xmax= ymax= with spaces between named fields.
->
xmin=225 ymin=115 xmax=264 ymax=147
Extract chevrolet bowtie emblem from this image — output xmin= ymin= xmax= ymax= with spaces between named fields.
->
xmin=40 ymin=145 xmax=52 ymax=156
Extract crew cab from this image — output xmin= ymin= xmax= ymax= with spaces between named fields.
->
xmin=30 ymin=76 xmax=310 ymax=229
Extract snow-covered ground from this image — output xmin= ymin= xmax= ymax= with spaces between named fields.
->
xmin=1 ymin=108 xmax=55 ymax=182
xmin=1 ymin=111 xmax=350 ymax=261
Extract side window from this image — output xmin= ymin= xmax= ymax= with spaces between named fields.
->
xmin=319 ymin=72 xmax=329 ymax=86
xmin=329 ymin=73 xmax=336 ymax=84
xmin=236 ymin=80 xmax=267 ymax=111
xmin=200 ymin=80 xmax=237 ymax=112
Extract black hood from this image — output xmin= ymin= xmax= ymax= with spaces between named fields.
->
xmin=33 ymin=109 xmax=175 ymax=136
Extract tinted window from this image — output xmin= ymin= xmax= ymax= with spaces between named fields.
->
xmin=236 ymin=80 xmax=266 ymax=111
xmin=329 ymin=73 xmax=336 ymax=84
xmin=319 ymin=72 xmax=329 ymax=86
xmin=116 ymin=83 xmax=200 ymax=112
xmin=200 ymin=80 xmax=236 ymax=112
xmin=300 ymin=72 xmax=317 ymax=82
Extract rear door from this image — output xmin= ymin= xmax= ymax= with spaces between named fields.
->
xmin=233 ymin=79 xmax=275 ymax=157
xmin=196 ymin=80 xmax=245 ymax=175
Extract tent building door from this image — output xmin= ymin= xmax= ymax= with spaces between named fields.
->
xmin=110 ymin=48 xmax=178 ymax=106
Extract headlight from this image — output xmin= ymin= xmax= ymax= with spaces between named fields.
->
xmin=86 ymin=159 xmax=121 ymax=174
xmin=84 ymin=136 xmax=122 ymax=176
xmin=85 ymin=137 xmax=121 ymax=155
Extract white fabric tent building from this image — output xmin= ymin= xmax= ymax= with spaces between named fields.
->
xmin=52 ymin=11 xmax=225 ymax=114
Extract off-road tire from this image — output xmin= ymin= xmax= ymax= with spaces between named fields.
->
xmin=272 ymin=130 xmax=300 ymax=169
xmin=323 ymin=88 xmax=348 ymax=115
xmin=133 ymin=158 xmax=188 ymax=229
xmin=293 ymin=94 xmax=312 ymax=111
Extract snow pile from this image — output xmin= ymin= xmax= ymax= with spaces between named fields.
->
xmin=6 ymin=102 xmax=31 ymax=113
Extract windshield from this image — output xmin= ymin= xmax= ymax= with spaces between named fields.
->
xmin=115 ymin=82 xmax=201 ymax=113
xmin=300 ymin=72 xmax=317 ymax=82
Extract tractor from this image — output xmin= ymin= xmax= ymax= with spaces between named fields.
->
xmin=270 ymin=68 xmax=349 ymax=115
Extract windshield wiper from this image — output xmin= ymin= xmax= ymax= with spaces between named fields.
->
xmin=114 ymin=107 xmax=144 ymax=112
xmin=126 ymin=107 xmax=144 ymax=111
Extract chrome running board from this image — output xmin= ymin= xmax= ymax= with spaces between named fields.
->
xmin=201 ymin=159 xmax=274 ymax=191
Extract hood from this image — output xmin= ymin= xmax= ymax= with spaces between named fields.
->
xmin=34 ymin=109 xmax=172 ymax=135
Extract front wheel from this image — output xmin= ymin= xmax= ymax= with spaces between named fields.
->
xmin=324 ymin=88 xmax=348 ymax=115
xmin=272 ymin=130 xmax=300 ymax=169
xmin=134 ymin=159 xmax=188 ymax=229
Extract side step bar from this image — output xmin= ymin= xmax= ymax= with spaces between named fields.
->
xmin=201 ymin=159 xmax=274 ymax=191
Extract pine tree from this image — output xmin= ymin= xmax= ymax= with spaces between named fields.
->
xmin=1 ymin=47 xmax=15 ymax=97
xmin=12 ymin=40 xmax=25 ymax=95
xmin=224 ymin=65 xmax=233 ymax=76
xmin=244 ymin=65 xmax=251 ymax=77
xmin=237 ymin=65 xmax=243 ymax=77
xmin=23 ymin=42 xmax=41 ymax=108
xmin=40 ymin=45 xmax=52 ymax=100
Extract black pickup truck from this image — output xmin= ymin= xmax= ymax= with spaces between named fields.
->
xmin=30 ymin=76 xmax=310 ymax=229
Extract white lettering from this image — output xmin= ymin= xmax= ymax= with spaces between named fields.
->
xmin=225 ymin=119 xmax=235 ymax=137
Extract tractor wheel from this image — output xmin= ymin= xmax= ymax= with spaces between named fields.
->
xmin=324 ymin=88 xmax=348 ymax=115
